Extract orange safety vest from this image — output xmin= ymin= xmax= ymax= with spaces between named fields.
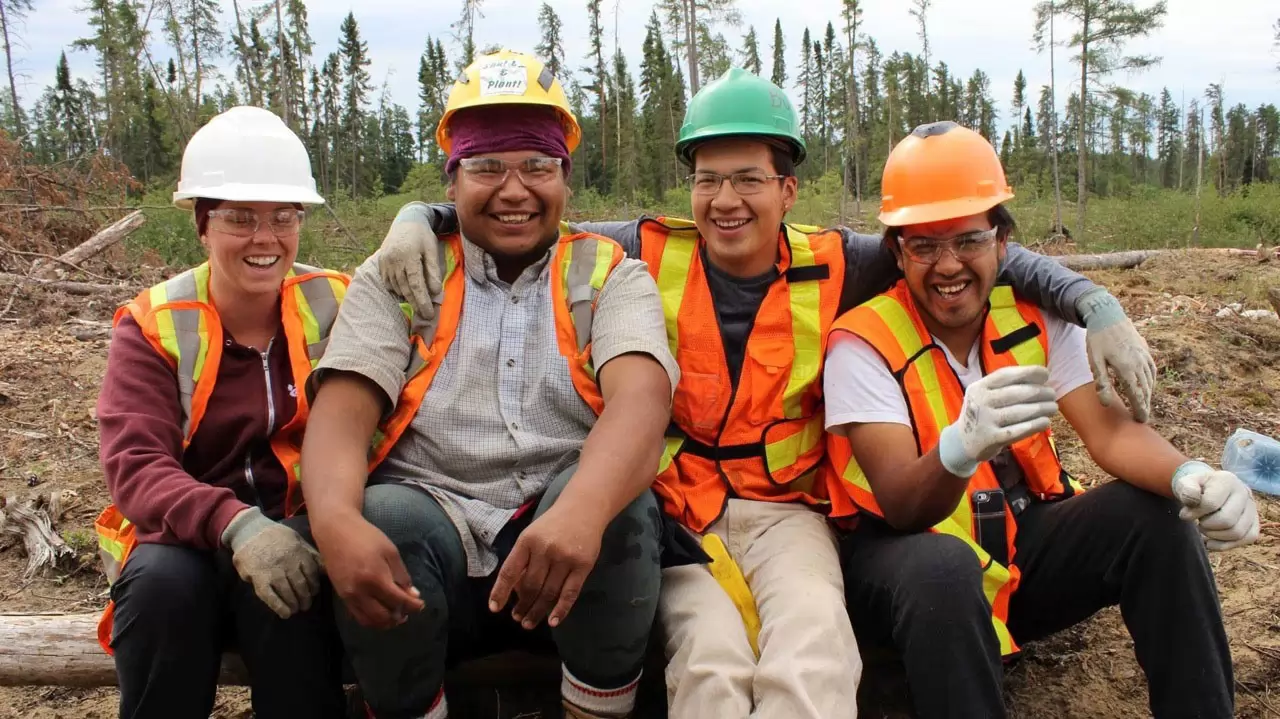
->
xmin=94 ymin=262 xmax=349 ymax=653
xmin=368 ymin=230 xmax=624 ymax=464
xmin=639 ymin=217 xmax=846 ymax=532
xmin=826 ymin=280 xmax=1084 ymax=656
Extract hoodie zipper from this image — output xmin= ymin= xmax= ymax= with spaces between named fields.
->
xmin=242 ymin=336 xmax=276 ymax=506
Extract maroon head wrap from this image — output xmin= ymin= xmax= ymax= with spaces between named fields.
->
xmin=445 ymin=105 xmax=572 ymax=177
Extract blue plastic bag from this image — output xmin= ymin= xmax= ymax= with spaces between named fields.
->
xmin=1221 ymin=428 xmax=1280 ymax=496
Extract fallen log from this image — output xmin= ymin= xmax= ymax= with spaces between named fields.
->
xmin=0 ymin=612 xmax=248 ymax=686
xmin=39 ymin=210 xmax=147 ymax=277
xmin=1052 ymin=250 xmax=1163 ymax=271
xmin=0 ymin=272 xmax=138 ymax=296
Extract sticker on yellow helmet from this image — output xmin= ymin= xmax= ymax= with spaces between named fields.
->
xmin=479 ymin=58 xmax=528 ymax=97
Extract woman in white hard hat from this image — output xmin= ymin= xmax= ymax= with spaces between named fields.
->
xmin=93 ymin=106 xmax=348 ymax=719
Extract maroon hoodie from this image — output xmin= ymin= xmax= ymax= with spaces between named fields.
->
xmin=97 ymin=314 xmax=299 ymax=550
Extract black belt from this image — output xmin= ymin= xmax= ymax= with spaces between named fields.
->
xmin=673 ymin=433 xmax=766 ymax=462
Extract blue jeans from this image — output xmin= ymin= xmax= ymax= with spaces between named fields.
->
xmin=335 ymin=465 xmax=662 ymax=719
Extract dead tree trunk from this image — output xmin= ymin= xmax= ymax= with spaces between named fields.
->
xmin=36 ymin=210 xmax=146 ymax=278
xmin=0 ymin=613 xmax=246 ymax=686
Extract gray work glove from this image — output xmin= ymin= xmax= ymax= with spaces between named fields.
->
xmin=377 ymin=201 xmax=443 ymax=321
xmin=936 ymin=365 xmax=1060 ymax=477
xmin=222 ymin=507 xmax=323 ymax=619
xmin=1077 ymin=287 xmax=1156 ymax=423
xmin=1171 ymin=461 xmax=1261 ymax=552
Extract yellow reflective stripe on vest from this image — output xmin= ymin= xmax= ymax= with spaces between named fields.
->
xmin=655 ymin=229 xmax=697 ymax=359
xmin=782 ymin=227 xmax=823 ymax=420
xmin=987 ymin=286 xmax=1046 ymax=368
xmin=658 ymin=436 xmax=684 ymax=474
xmin=870 ymin=295 xmax=952 ymax=430
xmin=764 ymin=415 xmax=825 ymax=473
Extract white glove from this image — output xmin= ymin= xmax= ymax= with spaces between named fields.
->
xmin=1078 ymin=288 xmax=1156 ymax=423
xmin=377 ymin=202 xmax=443 ymax=321
xmin=937 ymin=365 xmax=1060 ymax=477
xmin=1171 ymin=461 xmax=1260 ymax=551
xmin=222 ymin=508 xmax=324 ymax=619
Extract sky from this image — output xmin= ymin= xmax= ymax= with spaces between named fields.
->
xmin=12 ymin=0 xmax=1280 ymax=134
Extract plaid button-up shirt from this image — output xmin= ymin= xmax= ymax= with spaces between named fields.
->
xmin=314 ymin=236 xmax=678 ymax=576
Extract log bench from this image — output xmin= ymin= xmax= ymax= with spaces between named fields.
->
xmin=0 ymin=612 xmax=670 ymax=717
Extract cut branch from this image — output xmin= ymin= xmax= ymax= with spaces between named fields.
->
xmin=0 ymin=272 xmax=139 ymax=296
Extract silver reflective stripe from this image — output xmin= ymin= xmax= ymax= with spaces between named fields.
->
xmin=171 ymin=307 xmax=202 ymax=438
xmin=165 ymin=269 xmax=199 ymax=302
xmin=308 ymin=336 xmax=330 ymax=361
xmin=296 ymin=270 xmax=341 ymax=361
xmin=565 ymin=239 xmax=599 ymax=353
xmin=293 ymin=262 xmax=321 ymax=274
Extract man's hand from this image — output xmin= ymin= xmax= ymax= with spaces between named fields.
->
xmin=377 ymin=202 xmax=442 ymax=320
xmin=488 ymin=504 xmax=605 ymax=630
xmin=1078 ymin=287 xmax=1156 ymax=423
xmin=223 ymin=507 xmax=323 ymax=620
xmin=937 ymin=365 xmax=1060 ymax=477
xmin=313 ymin=511 xmax=425 ymax=629
xmin=1171 ymin=462 xmax=1261 ymax=551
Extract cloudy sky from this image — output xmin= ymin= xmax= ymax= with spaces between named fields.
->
xmin=14 ymin=0 xmax=1280 ymax=133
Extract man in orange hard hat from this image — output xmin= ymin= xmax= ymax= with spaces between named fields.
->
xmin=825 ymin=121 xmax=1259 ymax=718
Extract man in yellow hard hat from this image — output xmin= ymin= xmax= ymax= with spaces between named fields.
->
xmin=300 ymin=49 xmax=678 ymax=719
xmin=825 ymin=121 xmax=1258 ymax=719
xmin=376 ymin=68 xmax=1159 ymax=717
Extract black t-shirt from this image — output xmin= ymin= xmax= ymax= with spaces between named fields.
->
xmin=702 ymin=245 xmax=776 ymax=388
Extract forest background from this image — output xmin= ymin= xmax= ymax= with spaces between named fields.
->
xmin=1 ymin=0 xmax=1279 ymax=265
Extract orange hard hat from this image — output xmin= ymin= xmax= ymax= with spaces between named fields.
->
xmin=878 ymin=121 xmax=1014 ymax=227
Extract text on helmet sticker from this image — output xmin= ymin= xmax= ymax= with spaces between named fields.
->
xmin=479 ymin=59 xmax=528 ymax=97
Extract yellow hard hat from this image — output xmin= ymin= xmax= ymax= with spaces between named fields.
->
xmin=436 ymin=49 xmax=581 ymax=155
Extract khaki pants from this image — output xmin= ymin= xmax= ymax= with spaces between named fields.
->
xmin=660 ymin=500 xmax=861 ymax=719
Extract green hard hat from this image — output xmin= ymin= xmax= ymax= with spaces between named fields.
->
xmin=676 ymin=67 xmax=806 ymax=166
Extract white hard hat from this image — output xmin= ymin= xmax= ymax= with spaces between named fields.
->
xmin=173 ymin=106 xmax=325 ymax=209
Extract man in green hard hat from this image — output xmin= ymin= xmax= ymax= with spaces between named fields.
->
xmin=374 ymin=66 xmax=1157 ymax=718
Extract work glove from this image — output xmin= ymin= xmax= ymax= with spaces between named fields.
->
xmin=1077 ymin=287 xmax=1156 ymax=423
xmin=222 ymin=507 xmax=324 ymax=619
xmin=1171 ymin=461 xmax=1261 ymax=551
xmin=377 ymin=202 xmax=443 ymax=321
xmin=937 ymin=365 xmax=1060 ymax=478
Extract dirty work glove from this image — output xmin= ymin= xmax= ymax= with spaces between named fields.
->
xmin=937 ymin=366 xmax=1060 ymax=478
xmin=222 ymin=507 xmax=323 ymax=619
xmin=1171 ymin=461 xmax=1261 ymax=551
xmin=1077 ymin=287 xmax=1156 ymax=423
xmin=377 ymin=201 xmax=443 ymax=321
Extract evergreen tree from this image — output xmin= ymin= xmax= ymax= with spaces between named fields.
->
xmin=1035 ymin=0 xmax=1167 ymax=238
xmin=610 ymin=50 xmax=640 ymax=197
xmin=535 ymin=2 xmax=566 ymax=80
xmin=795 ymin=28 xmax=813 ymax=143
xmin=338 ymin=12 xmax=372 ymax=196
xmin=740 ymin=25 xmax=761 ymax=75
xmin=1156 ymin=87 xmax=1181 ymax=187
xmin=0 ymin=0 xmax=34 ymax=138
xmin=584 ymin=0 xmax=608 ymax=192
xmin=770 ymin=19 xmax=786 ymax=87
xmin=1012 ymin=70 xmax=1027 ymax=147
xmin=417 ymin=37 xmax=450 ymax=164
xmin=452 ymin=0 xmax=484 ymax=72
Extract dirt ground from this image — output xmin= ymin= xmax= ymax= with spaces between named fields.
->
xmin=0 ymin=250 xmax=1277 ymax=718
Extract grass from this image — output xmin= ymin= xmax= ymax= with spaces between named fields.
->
xmin=122 ymin=175 xmax=1280 ymax=272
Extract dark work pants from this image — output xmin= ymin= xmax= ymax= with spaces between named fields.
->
xmin=840 ymin=480 xmax=1234 ymax=719
xmin=110 ymin=516 xmax=347 ymax=719
xmin=337 ymin=466 xmax=663 ymax=719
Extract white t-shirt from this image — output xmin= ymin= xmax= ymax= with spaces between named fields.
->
xmin=824 ymin=311 xmax=1094 ymax=430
